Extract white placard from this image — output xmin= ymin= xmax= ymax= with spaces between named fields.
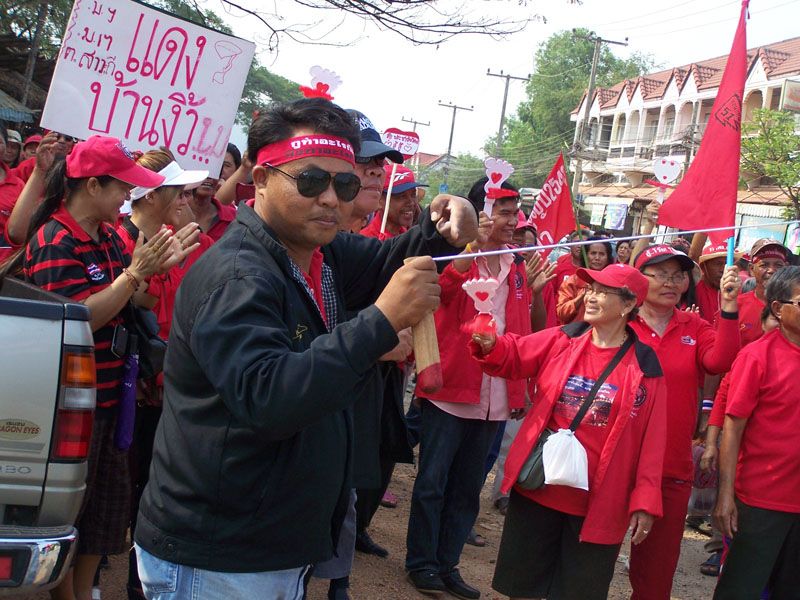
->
xmin=41 ymin=0 xmax=255 ymax=174
xmin=604 ymin=203 xmax=629 ymax=231
xmin=590 ymin=204 xmax=605 ymax=226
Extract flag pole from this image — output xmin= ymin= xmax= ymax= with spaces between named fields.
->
xmin=567 ymin=153 xmax=589 ymax=266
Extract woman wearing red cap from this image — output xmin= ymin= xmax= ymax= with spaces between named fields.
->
xmin=627 ymin=243 xmax=741 ymax=600
xmin=471 ymin=263 xmax=667 ymax=600
xmin=3 ymin=135 xmax=198 ymax=600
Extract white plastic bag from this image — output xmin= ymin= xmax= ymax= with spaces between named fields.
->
xmin=542 ymin=429 xmax=589 ymax=490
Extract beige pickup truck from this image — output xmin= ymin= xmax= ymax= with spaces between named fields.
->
xmin=0 ymin=277 xmax=95 ymax=595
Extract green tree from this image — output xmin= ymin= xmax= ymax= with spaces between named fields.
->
xmin=741 ymin=108 xmax=800 ymax=221
xmin=496 ymin=29 xmax=657 ymax=188
xmin=417 ymin=153 xmax=503 ymax=203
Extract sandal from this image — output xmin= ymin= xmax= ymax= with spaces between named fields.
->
xmin=700 ymin=551 xmax=721 ymax=577
xmin=465 ymin=527 xmax=486 ymax=547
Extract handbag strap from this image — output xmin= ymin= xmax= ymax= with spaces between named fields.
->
xmin=567 ymin=334 xmax=634 ymax=432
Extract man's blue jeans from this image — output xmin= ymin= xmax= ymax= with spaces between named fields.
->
xmin=405 ymin=401 xmax=499 ymax=574
xmin=135 ymin=544 xmax=310 ymax=600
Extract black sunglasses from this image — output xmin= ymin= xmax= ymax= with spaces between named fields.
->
xmin=265 ymin=163 xmax=361 ymax=202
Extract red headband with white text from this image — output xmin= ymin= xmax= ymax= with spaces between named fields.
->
xmin=256 ymin=135 xmax=355 ymax=168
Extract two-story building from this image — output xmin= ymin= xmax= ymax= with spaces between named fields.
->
xmin=569 ymin=35 xmax=800 ymax=250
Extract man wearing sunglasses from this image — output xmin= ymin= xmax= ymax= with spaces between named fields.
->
xmin=134 ymin=97 xmax=478 ymax=600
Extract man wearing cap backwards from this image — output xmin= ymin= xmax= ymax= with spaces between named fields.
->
xmin=361 ymin=164 xmax=427 ymax=240
xmin=737 ymin=238 xmax=791 ymax=346
xmin=404 ymin=177 xmax=532 ymax=600
xmin=133 ymin=98 xmax=478 ymax=600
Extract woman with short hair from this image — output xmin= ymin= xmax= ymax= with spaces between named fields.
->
xmin=471 ymin=263 xmax=667 ymax=600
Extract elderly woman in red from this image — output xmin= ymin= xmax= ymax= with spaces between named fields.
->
xmin=471 ymin=263 xmax=667 ymax=600
xmin=628 ymin=243 xmax=741 ymax=600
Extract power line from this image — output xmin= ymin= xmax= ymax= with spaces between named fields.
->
xmin=487 ymin=69 xmax=530 ymax=156
xmin=438 ymin=100 xmax=474 ymax=188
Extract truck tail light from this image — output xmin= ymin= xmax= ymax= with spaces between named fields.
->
xmin=52 ymin=348 xmax=96 ymax=461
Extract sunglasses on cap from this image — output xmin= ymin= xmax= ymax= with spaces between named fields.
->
xmin=265 ymin=163 xmax=361 ymax=203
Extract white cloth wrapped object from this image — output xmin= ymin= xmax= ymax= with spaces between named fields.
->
xmin=542 ymin=429 xmax=589 ymax=490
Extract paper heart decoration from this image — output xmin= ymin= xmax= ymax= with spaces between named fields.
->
xmin=653 ymin=158 xmax=681 ymax=185
xmin=383 ymin=128 xmax=421 ymax=160
xmin=483 ymin=158 xmax=514 ymax=194
xmin=299 ymin=66 xmax=342 ymax=100
xmin=462 ymin=277 xmax=500 ymax=314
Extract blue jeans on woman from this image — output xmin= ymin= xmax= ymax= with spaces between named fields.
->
xmin=135 ymin=544 xmax=310 ymax=600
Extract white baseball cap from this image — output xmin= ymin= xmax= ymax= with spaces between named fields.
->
xmin=129 ymin=161 xmax=208 ymax=201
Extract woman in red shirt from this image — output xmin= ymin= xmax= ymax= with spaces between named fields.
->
xmin=556 ymin=237 xmax=614 ymax=324
xmin=472 ymin=263 xmax=667 ymax=600
xmin=628 ymin=243 xmax=741 ymax=600
xmin=5 ymin=136 xmax=198 ymax=600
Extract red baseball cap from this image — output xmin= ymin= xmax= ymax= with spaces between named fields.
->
xmin=634 ymin=243 xmax=695 ymax=272
xmin=577 ymin=263 xmax=650 ymax=306
xmin=699 ymin=242 xmax=743 ymax=264
xmin=23 ymin=134 xmax=42 ymax=148
xmin=66 ymin=136 xmax=165 ymax=188
xmin=383 ymin=164 xmax=428 ymax=194
xmin=515 ymin=210 xmax=536 ymax=231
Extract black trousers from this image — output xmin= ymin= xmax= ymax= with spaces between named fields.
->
xmin=714 ymin=498 xmax=800 ymax=600
xmin=355 ymin=454 xmax=396 ymax=533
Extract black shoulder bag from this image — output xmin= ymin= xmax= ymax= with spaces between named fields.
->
xmin=517 ymin=335 xmax=634 ymax=491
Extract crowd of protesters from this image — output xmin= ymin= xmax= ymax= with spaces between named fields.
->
xmin=0 ymin=98 xmax=798 ymax=600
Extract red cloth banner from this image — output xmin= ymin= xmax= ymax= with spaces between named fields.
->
xmin=658 ymin=1 xmax=749 ymax=244
xmin=527 ymin=153 xmax=575 ymax=256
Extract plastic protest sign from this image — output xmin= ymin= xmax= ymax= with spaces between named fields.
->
xmin=41 ymin=0 xmax=255 ymax=174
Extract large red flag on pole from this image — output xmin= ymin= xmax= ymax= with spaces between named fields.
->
xmin=527 ymin=153 xmax=576 ymax=257
xmin=658 ymin=1 xmax=749 ymax=245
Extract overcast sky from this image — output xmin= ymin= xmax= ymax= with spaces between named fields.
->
xmin=219 ymin=0 xmax=799 ymax=158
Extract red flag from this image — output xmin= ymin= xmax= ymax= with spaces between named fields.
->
xmin=658 ymin=1 xmax=749 ymax=244
xmin=527 ymin=153 xmax=575 ymax=257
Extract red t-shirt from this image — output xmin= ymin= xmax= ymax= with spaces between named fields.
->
xmin=518 ymin=344 xmax=632 ymax=516
xmin=708 ymin=372 xmax=730 ymax=429
xmin=695 ymin=278 xmax=721 ymax=326
xmin=726 ymin=330 xmax=800 ymax=513
xmin=0 ymin=162 xmax=26 ymax=261
xmin=630 ymin=310 xmax=740 ymax=480
xmin=205 ymin=197 xmax=236 ymax=242
xmin=737 ymin=291 xmax=765 ymax=347
xmin=555 ymin=253 xmax=579 ymax=292
xmin=359 ymin=211 xmax=406 ymax=241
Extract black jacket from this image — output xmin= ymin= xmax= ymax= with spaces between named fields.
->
xmin=135 ymin=204 xmax=457 ymax=572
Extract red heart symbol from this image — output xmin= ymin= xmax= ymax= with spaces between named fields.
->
xmin=316 ymin=82 xmax=330 ymax=94
xmin=662 ymin=175 xmax=668 ymax=180
xmin=661 ymin=159 xmax=666 ymax=164
xmin=475 ymin=291 xmax=489 ymax=301
xmin=490 ymin=172 xmax=502 ymax=184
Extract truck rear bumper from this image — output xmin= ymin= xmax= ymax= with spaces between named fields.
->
xmin=0 ymin=526 xmax=77 ymax=595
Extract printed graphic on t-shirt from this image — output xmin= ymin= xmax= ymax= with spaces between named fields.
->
xmin=554 ymin=375 xmax=619 ymax=426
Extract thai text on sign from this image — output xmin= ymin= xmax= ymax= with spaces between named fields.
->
xmin=41 ymin=0 xmax=255 ymax=173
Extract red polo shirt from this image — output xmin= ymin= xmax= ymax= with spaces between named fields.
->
xmin=0 ymin=162 xmax=26 ymax=261
xmin=630 ymin=310 xmax=740 ymax=480
xmin=205 ymin=197 xmax=236 ymax=242
xmin=737 ymin=290 xmax=765 ymax=347
xmin=24 ymin=206 xmax=129 ymax=408
xmin=726 ymin=330 xmax=800 ymax=513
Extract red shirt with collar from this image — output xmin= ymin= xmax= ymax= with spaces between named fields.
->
xmin=205 ymin=197 xmax=236 ymax=242
xmin=736 ymin=290 xmax=765 ymax=347
xmin=555 ymin=252 xmax=580 ymax=291
xmin=359 ymin=212 xmax=406 ymax=241
xmin=0 ymin=162 xmax=26 ymax=261
xmin=695 ymin=278 xmax=721 ymax=326
xmin=24 ymin=206 xmax=129 ymax=408
xmin=726 ymin=330 xmax=800 ymax=513
xmin=630 ymin=309 xmax=740 ymax=480
xmin=300 ymin=248 xmax=327 ymax=327
xmin=9 ymin=157 xmax=35 ymax=182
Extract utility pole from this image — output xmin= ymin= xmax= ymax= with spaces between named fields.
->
xmin=402 ymin=116 xmax=430 ymax=169
xmin=438 ymin=101 xmax=474 ymax=189
xmin=570 ymin=31 xmax=628 ymax=206
xmin=401 ymin=116 xmax=430 ymax=133
xmin=486 ymin=69 xmax=530 ymax=156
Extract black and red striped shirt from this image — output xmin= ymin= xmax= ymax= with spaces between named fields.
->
xmin=24 ymin=205 xmax=131 ymax=408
